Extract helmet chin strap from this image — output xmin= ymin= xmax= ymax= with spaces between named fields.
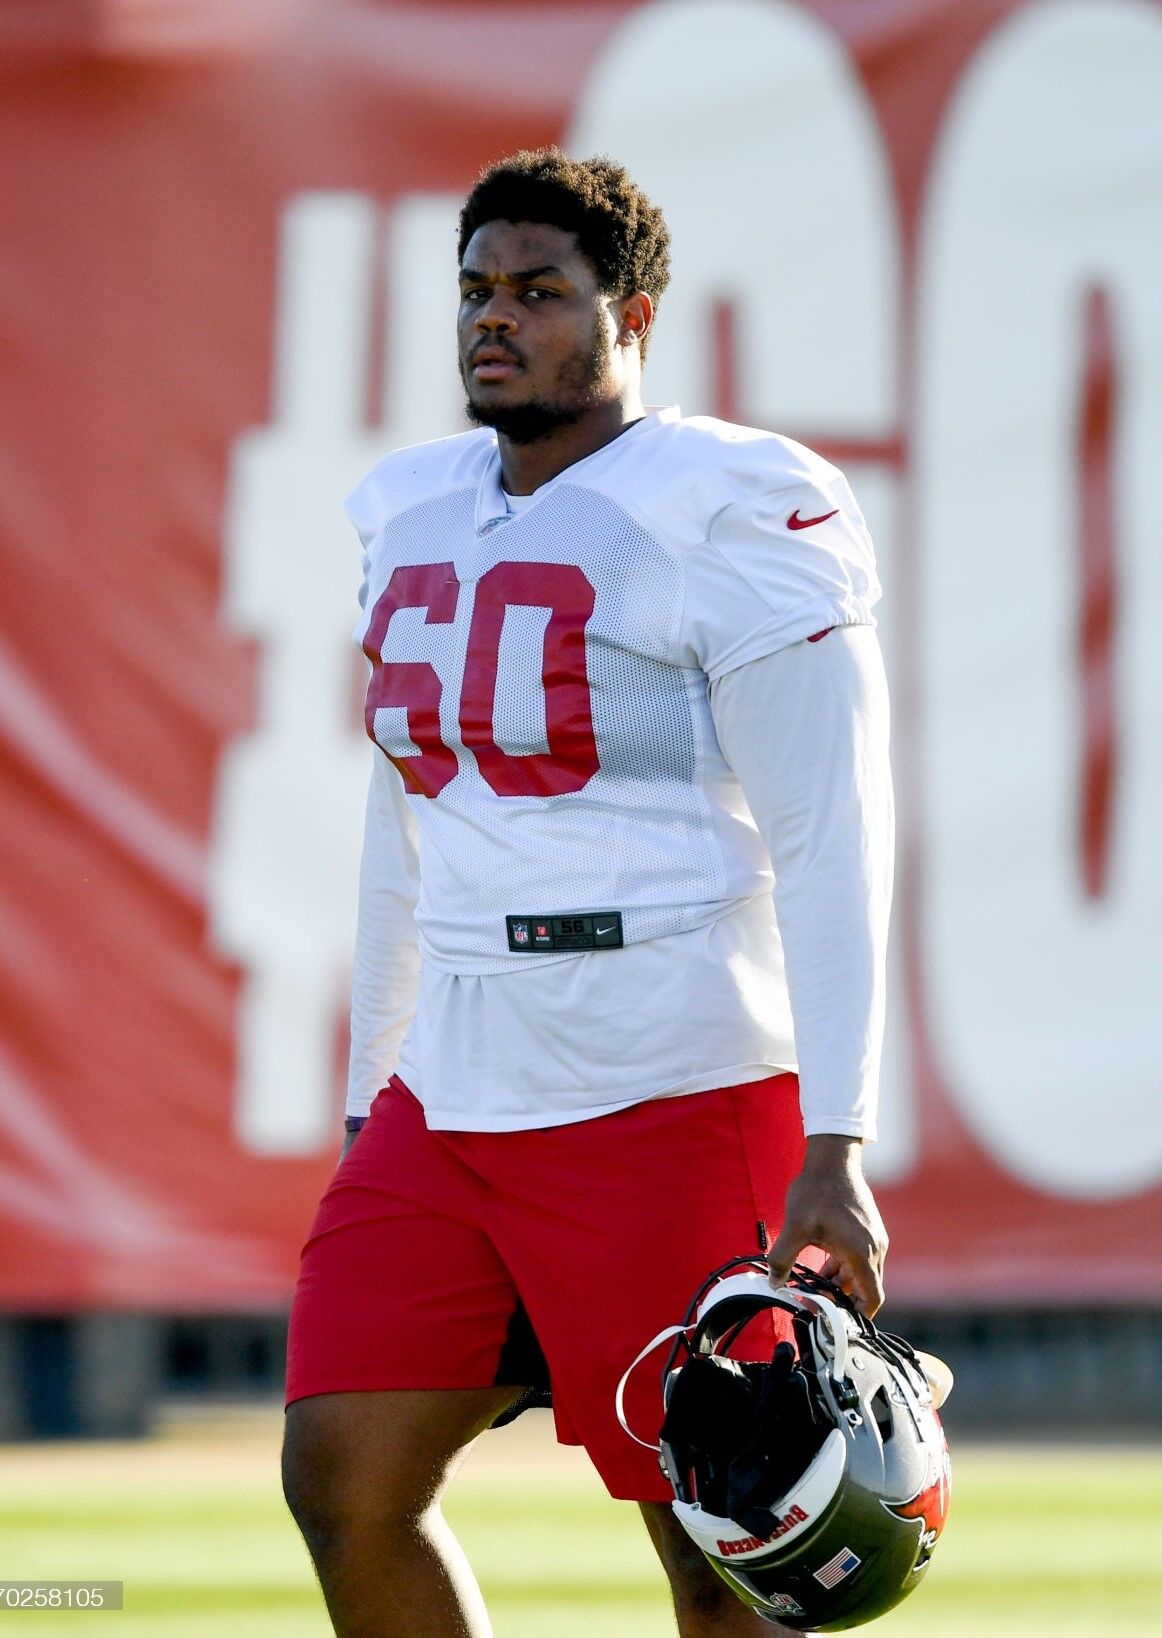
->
xmin=614 ymin=1323 xmax=688 ymax=1451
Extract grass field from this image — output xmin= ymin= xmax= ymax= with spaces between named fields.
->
xmin=0 ymin=1403 xmax=1158 ymax=1635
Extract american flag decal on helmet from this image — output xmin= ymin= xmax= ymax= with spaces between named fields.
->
xmin=813 ymin=1547 xmax=861 ymax=1589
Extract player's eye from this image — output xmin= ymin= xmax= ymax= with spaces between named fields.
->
xmin=523 ymin=287 xmax=559 ymax=301
xmin=460 ymin=287 xmax=490 ymax=303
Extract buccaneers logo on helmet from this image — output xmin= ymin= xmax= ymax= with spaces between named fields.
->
xmin=884 ymin=1445 xmax=951 ymax=1569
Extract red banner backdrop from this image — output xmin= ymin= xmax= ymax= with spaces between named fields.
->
xmin=2 ymin=0 xmax=1160 ymax=1309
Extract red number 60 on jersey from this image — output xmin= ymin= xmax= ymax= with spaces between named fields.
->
xmin=362 ymin=560 xmax=601 ymax=800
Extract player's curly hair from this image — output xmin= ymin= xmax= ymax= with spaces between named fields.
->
xmin=457 ymin=148 xmax=672 ymax=359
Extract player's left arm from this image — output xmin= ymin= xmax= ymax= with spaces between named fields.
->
xmin=710 ymin=624 xmax=893 ymax=1315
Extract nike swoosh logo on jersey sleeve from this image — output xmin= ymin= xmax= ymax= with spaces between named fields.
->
xmin=787 ymin=507 xmax=840 ymax=530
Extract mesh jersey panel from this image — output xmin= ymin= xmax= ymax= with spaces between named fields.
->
xmin=360 ymin=482 xmax=772 ymax=974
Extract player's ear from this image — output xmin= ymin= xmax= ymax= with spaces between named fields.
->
xmin=617 ymin=291 xmax=653 ymax=349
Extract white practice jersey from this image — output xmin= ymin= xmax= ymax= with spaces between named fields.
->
xmin=350 ymin=405 xmax=878 ymax=973
xmin=346 ymin=406 xmax=892 ymax=1135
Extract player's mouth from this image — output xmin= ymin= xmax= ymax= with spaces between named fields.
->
xmin=470 ymin=344 xmax=525 ymax=381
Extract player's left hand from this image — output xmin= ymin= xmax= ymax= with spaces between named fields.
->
xmin=767 ymin=1133 xmax=888 ymax=1316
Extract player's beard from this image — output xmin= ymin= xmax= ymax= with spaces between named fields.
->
xmin=461 ymin=318 xmax=614 ymax=445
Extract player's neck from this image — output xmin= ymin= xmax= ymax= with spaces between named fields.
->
xmin=498 ymin=392 xmax=646 ymax=495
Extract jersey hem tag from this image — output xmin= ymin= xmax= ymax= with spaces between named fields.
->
xmin=505 ymin=912 xmax=624 ymax=953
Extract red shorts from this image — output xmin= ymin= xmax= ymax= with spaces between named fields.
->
xmin=285 ymin=1073 xmax=805 ymax=1501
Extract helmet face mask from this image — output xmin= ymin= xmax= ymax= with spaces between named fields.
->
xmin=635 ymin=1259 xmax=952 ymax=1631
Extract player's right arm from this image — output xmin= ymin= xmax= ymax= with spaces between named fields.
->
xmin=342 ymin=751 xmax=421 ymax=1159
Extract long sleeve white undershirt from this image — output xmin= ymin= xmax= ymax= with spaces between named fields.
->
xmin=345 ymin=625 xmax=893 ymax=1139
xmin=345 ymin=749 xmax=421 ymax=1118
xmin=709 ymin=625 xmax=894 ymax=1139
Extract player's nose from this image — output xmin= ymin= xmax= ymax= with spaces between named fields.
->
xmin=473 ymin=291 xmax=519 ymax=333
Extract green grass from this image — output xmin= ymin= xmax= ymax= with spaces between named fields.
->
xmin=0 ymin=1407 xmax=1158 ymax=1634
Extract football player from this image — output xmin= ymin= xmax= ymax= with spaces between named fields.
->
xmin=282 ymin=149 xmax=892 ymax=1637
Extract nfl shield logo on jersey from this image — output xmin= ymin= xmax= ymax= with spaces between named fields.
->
xmin=511 ymin=921 xmax=530 ymax=946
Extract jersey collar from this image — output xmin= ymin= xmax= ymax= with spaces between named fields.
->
xmin=474 ymin=404 xmax=680 ymax=534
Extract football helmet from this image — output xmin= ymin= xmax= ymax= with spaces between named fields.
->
xmin=616 ymin=1257 xmax=952 ymax=1630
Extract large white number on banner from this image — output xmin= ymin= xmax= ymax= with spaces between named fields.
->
xmin=569 ymin=0 xmax=914 ymax=1179
xmin=568 ymin=0 xmax=898 ymax=430
xmin=916 ymin=1 xmax=1162 ymax=1196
